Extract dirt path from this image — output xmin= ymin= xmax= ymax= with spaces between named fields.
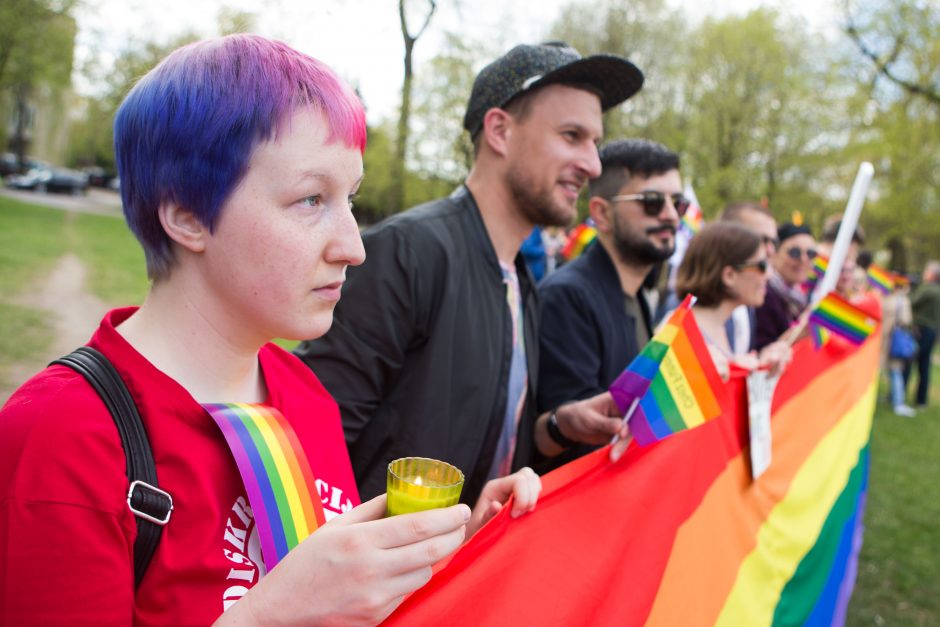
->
xmin=2 ymin=254 xmax=110 ymax=403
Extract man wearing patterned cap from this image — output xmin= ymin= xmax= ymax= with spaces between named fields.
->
xmin=296 ymin=42 xmax=642 ymax=504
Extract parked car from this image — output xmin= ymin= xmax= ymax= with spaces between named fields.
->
xmin=82 ymin=166 xmax=115 ymax=188
xmin=5 ymin=163 xmax=89 ymax=195
xmin=0 ymin=153 xmax=18 ymax=177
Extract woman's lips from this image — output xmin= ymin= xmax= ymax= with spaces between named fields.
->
xmin=314 ymin=281 xmax=344 ymax=301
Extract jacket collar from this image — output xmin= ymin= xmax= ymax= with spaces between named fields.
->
xmin=453 ymin=185 xmax=537 ymax=297
xmin=584 ymin=241 xmax=653 ymax=336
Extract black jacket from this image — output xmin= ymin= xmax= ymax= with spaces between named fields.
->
xmin=294 ymin=186 xmax=539 ymax=506
xmin=536 ymin=241 xmax=651 ymax=470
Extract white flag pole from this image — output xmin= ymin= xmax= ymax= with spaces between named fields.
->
xmin=784 ymin=162 xmax=874 ymax=345
xmin=813 ymin=162 xmax=874 ymax=303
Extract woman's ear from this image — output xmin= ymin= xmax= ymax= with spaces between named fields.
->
xmin=721 ymin=265 xmax=738 ymax=292
xmin=158 ymin=202 xmax=208 ymax=254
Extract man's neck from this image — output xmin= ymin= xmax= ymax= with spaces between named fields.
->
xmin=465 ymin=169 xmax=534 ymax=265
xmin=598 ymin=238 xmax=652 ymax=297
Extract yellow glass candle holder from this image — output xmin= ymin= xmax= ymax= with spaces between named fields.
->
xmin=386 ymin=457 xmax=465 ymax=517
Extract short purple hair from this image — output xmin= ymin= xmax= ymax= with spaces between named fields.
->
xmin=114 ymin=34 xmax=367 ymax=279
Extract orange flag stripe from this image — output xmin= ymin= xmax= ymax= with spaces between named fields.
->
xmin=643 ymin=337 xmax=879 ymax=626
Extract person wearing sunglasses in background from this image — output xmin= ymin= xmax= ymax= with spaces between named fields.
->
xmin=718 ymin=201 xmax=780 ymax=356
xmin=534 ymin=140 xmax=686 ymax=469
xmin=675 ymin=222 xmax=792 ymax=380
xmin=755 ymin=223 xmax=817 ymax=350
xmin=816 ymin=214 xmax=866 ymax=300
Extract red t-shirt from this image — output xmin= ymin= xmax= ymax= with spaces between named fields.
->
xmin=0 ymin=307 xmax=360 ymax=626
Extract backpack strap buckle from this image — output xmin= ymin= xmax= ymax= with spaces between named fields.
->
xmin=127 ymin=480 xmax=173 ymax=526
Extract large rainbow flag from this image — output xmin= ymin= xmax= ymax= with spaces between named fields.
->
xmin=385 ymin=325 xmax=879 ymax=626
xmin=609 ymin=295 xmax=727 ymax=445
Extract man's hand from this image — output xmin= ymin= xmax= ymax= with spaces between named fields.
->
xmin=468 ymin=467 xmax=541 ymax=537
xmin=536 ymin=391 xmax=624 ymax=457
xmin=609 ymin=419 xmax=635 ymax=462
xmin=218 ymin=495 xmax=470 ymax=627
xmin=558 ymin=392 xmax=625 ymax=444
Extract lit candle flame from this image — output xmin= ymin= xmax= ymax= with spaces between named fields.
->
xmin=414 ymin=476 xmax=423 ymax=486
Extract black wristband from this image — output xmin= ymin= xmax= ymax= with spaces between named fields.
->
xmin=546 ymin=410 xmax=576 ymax=448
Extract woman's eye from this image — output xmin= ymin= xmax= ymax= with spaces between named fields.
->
xmin=300 ymin=195 xmax=322 ymax=208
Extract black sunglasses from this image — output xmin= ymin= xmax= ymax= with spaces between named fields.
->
xmin=785 ymin=246 xmax=818 ymax=261
xmin=735 ymin=259 xmax=769 ymax=273
xmin=609 ymin=191 xmax=690 ymax=218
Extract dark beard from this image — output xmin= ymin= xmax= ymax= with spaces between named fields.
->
xmin=505 ymin=162 xmax=577 ymax=227
xmin=612 ymin=217 xmax=676 ymax=266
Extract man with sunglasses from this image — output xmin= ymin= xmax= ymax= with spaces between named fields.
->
xmin=534 ymin=139 xmax=685 ymax=469
xmin=755 ymin=222 xmax=817 ymax=350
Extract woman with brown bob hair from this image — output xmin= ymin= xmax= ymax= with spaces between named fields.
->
xmin=676 ymin=222 xmax=791 ymax=378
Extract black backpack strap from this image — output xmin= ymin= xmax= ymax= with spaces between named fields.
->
xmin=51 ymin=346 xmax=173 ymax=588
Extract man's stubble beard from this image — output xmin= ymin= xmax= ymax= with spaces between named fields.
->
xmin=505 ymin=161 xmax=577 ymax=228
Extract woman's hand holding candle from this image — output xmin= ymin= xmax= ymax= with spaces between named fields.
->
xmin=223 ymin=494 xmax=470 ymax=627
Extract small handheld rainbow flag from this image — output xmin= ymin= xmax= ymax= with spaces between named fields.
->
xmin=204 ymin=403 xmax=326 ymax=571
xmin=808 ymin=292 xmax=878 ymax=348
xmin=680 ymin=183 xmax=704 ymax=234
xmin=866 ymin=264 xmax=895 ymax=295
xmin=809 ymin=324 xmax=831 ymax=350
xmin=561 ymin=223 xmax=597 ymax=261
xmin=681 ymin=202 xmax=703 ymax=234
xmin=609 ymin=295 xmax=727 ymax=445
xmin=804 ymin=254 xmax=829 ymax=292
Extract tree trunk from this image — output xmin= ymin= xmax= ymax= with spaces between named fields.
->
xmin=392 ymin=39 xmax=414 ymax=215
xmin=12 ymin=84 xmax=31 ymax=169
xmin=393 ymin=0 xmax=437 ymax=215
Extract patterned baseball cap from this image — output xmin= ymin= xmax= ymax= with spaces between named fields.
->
xmin=463 ymin=41 xmax=644 ymax=138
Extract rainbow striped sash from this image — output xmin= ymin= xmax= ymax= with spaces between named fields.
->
xmin=204 ymin=402 xmax=326 ymax=571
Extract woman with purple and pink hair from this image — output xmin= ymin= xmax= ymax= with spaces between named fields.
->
xmin=0 ymin=34 xmax=539 ymax=625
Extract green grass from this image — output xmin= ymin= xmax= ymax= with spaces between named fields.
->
xmin=0 ymin=195 xmax=149 ymax=305
xmin=0 ymin=197 xmax=70 ymax=295
xmin=0 ymin=303 xmax=56 ymax=363
xmin=0 ymin=199 xmax=71 ymax=389
xmin=273 ymin=338 xmax=300 ymax=351
xmin=70 ymin=211 xmax=149 ymax=304
xmin=0 ymin=196 xmax=149 ymax=391
xmin=846 ymin=376 xmax=940 ymax=626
